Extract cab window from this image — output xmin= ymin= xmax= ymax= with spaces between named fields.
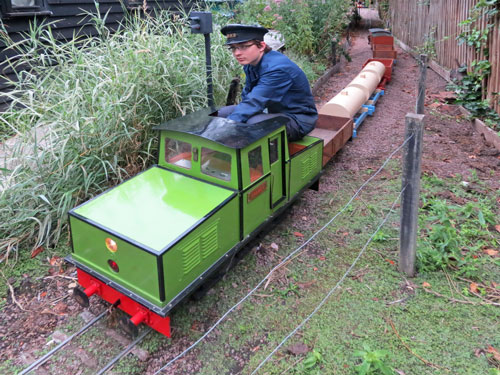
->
xmin=269 ymin=138 xmax=278 ymax=164
xmin=165 ymin=138 xmax=192 ymax=169
xmin=201 ymin=148 xmax=231 ymax=181
xmin=248 ymin=146 xmax=263 ymax=182
xmin=13 ymin=0 xmax=35 ymax=6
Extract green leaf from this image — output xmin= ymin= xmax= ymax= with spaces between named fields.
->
xmin=373 ymin=349 xmax=389 ymax=357
xmin=303 ymin=355 xmax=317 ymax=369
xmin=477 ymin=209 xmax=485 ymax=226
xmin=357 ymin=361 xmax=370 ymax=375
xmin=353 ymin=350 xmax=367 ymax=357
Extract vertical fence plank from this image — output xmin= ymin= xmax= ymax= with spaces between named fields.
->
xmin=386 ymin=0 xmax=500 ymax=116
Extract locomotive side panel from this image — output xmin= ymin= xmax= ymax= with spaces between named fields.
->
xmin=161 ymin=195 xmax=240 ymax=306
xmin=289 ymin=137 xmax=323 ymax=197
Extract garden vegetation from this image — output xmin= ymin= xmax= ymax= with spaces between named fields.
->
xmin=0 ymin=0 xmax=354 ymax=261
xmin=0 ymin=10 xmax=241 ymax=260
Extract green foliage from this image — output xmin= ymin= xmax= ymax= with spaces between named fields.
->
xmin=417 ymin=176 xmax=500 ymax=278
xmin=377 ymin=0 xmax=390 ymax=22
xmin=0 ymin=9 xmax=241 ymax=258
xmin=302 ymin=349 xmax=323 ymax=372
xmin=233 ymin=0 xmax=352 ymax=59
xmin=275 ymin=281 xmax=300 ymax=297
xmin=447 ymin=62 xmax=500 ymax=130
xmin=353 ymin=344 xmax=393 ymax=375
xmin=235 ymin=0 xmax=277 ymax=28
xmin=450 ymin=0 xmax=500 ymax=129
xmin=285 ymin=50 xmax=326 ymax=83
xmin=373 ymin=229 xmax=391 ymax=242
xmin=415 ymin=26 xmax=438 ymax=61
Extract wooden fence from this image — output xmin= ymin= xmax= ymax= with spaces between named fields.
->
xmin=382 ymin=0 xmax=500 ymax=115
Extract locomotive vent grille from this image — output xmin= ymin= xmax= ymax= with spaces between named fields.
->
xmin=301 ymin=148 xmax=320 ymax=179
xmin=201 ymin=221 xmax=219 ymax=258
xmin=182 ymin=239 xmax=201 ymax=275
xmin=182 ymin=219 xmax=220 ymax=275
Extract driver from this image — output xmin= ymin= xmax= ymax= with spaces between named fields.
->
xmin=218 ymin=24 xmax=318 ymax=141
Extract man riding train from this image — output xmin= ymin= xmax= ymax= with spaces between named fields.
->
xmin=218 ymin=24 xmax=318 ymax=142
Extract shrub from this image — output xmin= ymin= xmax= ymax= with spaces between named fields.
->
xmin=233 ymin=0 xmax=352 ymax=60
xmin=417 ymin=182 xmax=499 ymax=278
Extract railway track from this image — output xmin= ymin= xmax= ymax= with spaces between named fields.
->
xmin=19 ymin=309 xmax=152 ymax=375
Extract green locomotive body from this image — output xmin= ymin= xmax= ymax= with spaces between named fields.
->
xmin=67 ymin=108 xmax=325 ymax=336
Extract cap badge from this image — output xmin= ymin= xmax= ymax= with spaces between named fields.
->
xmin=227 ymin=33 xmax=237 ymax=38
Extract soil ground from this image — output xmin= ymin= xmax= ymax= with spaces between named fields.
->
xmin=1 ymin=7 xmax=499 ymax=375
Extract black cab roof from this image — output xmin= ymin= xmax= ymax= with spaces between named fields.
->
xmin=153 ymin=107 xmax=288 ymax=149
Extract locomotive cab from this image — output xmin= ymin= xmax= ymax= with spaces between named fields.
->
xmin=66 ymin=108 xmax=323 ymax=337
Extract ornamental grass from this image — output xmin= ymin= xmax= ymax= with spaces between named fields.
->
xmin=0 ymin=9 xmax=241 ymax=261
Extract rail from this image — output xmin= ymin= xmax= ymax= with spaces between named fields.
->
xmin=18 ymin=310 xmax=151 ymax=375
xmin=19 ymin=310 xmax=107 ymax=375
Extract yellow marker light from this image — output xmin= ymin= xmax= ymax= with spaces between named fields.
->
xmin=105 ymin=238 xmax=118 ymax=253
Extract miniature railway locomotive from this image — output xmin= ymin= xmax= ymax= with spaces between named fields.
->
xmin=67 ymin=58 xmax=393 ymax=338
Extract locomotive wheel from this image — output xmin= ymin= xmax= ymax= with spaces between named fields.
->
xmin=119 ymin=315 xmax=139 ymax=338
xmin=73 ymin=287 xmax=90 ymax=308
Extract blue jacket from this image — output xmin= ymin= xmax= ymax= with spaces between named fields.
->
xmin=227 ymin=51 xmax=318 ymax=137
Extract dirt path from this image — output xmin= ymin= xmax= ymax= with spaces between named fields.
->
xmin=315 ymin=8 xmax=500 ymax=187
xmin=1 ymin=7 xmax=499 ymax=375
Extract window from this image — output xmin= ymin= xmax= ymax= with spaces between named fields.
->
xmin=13 ymin=0 xmax=36 ymax=6
xmin=269 ymin=138 xmax=278 ymax=165
xmin=1 ymin=0 xmax=51 ymax=17
xmin=201 ymin=148 xmax=232 ymax=181
xmin=248 ymin=146 xmax=263 ymax=182
xmin=165 ymin=138 xmax=192 ymax=169
xmin=11 ymin=0 xmax=36 ymax=8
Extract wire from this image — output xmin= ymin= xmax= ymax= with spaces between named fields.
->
xmin=250 ymin=184 xmax=408 ymax=374
xmin=153 ymin=136 xmax=414 ymax=374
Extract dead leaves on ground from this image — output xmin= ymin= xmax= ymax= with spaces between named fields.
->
xmin=475 ymin=346 xmax=500 ymax=368
xmin=422 ymin=276 xmax=500 ymax=306
xmin=30 ymin=246 xmax=44 ymax=258
xmin=466 ymin=279 xmax=500 ymax=304
xmin=483 ymin=248 xmax=499 ymax=257
xmin=287 ymin=342 xmax=309 ymax=356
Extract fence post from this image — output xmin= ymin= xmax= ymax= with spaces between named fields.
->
xmin=331 ymin=38 xmax=337 ymax=65
xmin=399 ymin=113 xmax=424 ymax=277
xmin=416 ymin=54 xmax=428 ymax=115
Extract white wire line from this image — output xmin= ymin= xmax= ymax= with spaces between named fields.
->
xmin=250 ymin=183 xmax=408 ymax=375
xmin=153 ymin=135 xmax=413 ymax=375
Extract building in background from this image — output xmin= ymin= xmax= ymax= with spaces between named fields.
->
xmin=0 ymin=0 xmax=197 ymax=108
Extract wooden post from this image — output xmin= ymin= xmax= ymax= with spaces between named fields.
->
xmin=416 ymin=54 xmax=428 ymax=115
xmin=399 ymin=113 xmax=424 ymax=277
xmin=331 ymin=38 xmax=337 ymax=65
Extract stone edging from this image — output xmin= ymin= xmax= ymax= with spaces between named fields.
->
xmin=395 ymin=38 xmax=500 ymax=152
xmin=473 ymin=118 xmax=500 ymax=151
